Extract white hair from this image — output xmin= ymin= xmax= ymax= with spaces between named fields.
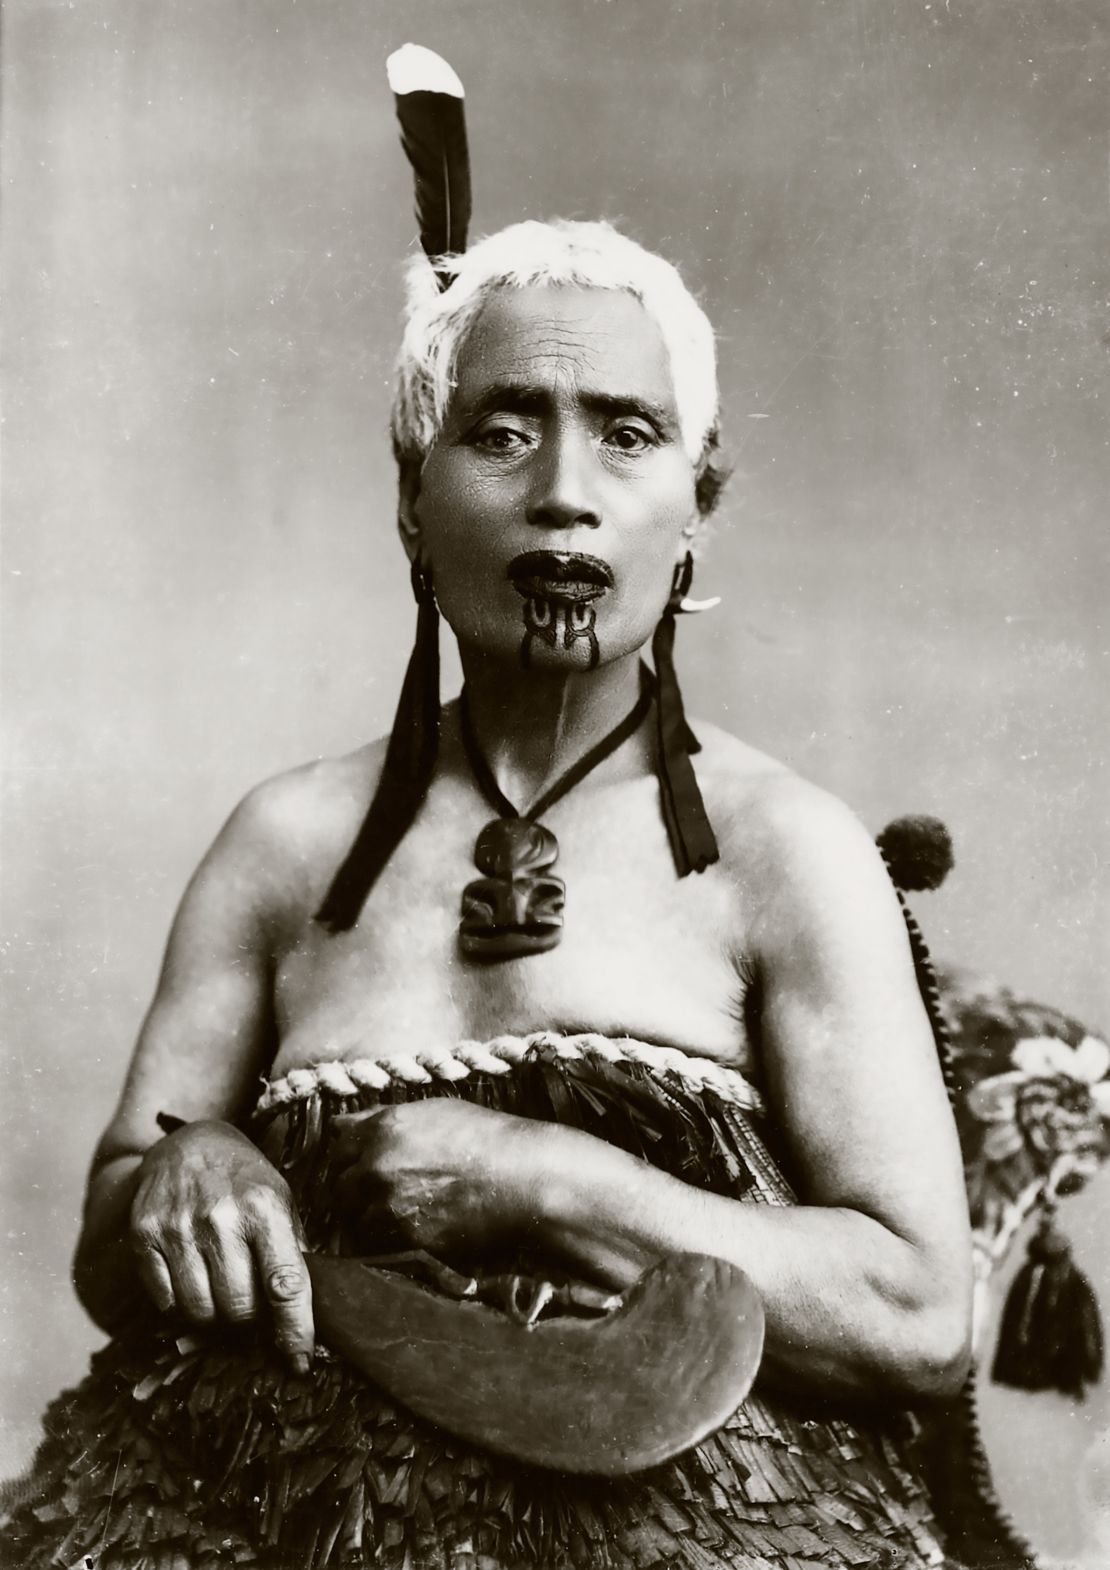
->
xmin=391 ymin=220 xmax=721 ymax=484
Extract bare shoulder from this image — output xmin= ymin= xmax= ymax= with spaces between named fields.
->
xmin=231 ymin=739 xmax=385 ymax=849
xmin=689 ymin=719 xmax=933 ymax=1079
xmin=201 ymin=737 xmax=386 ymax=929
xmin=689 ymin=717 xmax=894 ymax=924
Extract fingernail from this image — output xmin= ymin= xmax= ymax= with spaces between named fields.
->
xmin=292 ymin=1353 xmax=311 ymax=1377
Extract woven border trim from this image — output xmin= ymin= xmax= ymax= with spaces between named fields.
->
xmin=258 ymin=1032 xmax=765 ymax=1116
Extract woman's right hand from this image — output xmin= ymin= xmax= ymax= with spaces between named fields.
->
xmin=129 ymin=1120 xmax=314 ymax=1371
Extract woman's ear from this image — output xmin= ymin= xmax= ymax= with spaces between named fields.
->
xmin=693 ymin=429 xmax=730 ymax=520
xmin=396 ymin=459 xmax=423 ymax=563
xmin=674 ymin=509 xmax=701 ymax=568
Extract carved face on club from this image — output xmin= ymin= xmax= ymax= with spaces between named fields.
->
xmin=459 ymin=819 xmax=565 ymax=960
xmin=401 ymin=286 xmax=700 ymax=672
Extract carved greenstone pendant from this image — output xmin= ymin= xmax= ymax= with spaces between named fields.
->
xmin=459 ymin=819 xmax=565 ymax=961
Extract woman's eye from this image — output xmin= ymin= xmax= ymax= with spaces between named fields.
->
xmin=606 ymin=425 xmax=655 ymax=452
xmin=473 ymin=425 xmax=530 ymax=452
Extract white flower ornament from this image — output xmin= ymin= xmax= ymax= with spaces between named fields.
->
xmin=965 ymin=1033 xmax=1110 ymax=1168
xmin=1011 ymin=1033 xmax=1110 ymax=1101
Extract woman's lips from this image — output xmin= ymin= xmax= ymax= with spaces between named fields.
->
xmin=507 ymin=551 xmax=614 ymax=604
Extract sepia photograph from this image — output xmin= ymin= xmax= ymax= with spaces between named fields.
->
xmin=2 ymin=2 xmax=1108 ymax=1566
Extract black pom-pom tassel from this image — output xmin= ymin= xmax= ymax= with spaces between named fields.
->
xmin=991 ymin=1212 xmax=1104 ymax=1400
xmin=877 ymin=814 xmax=954 ymax=892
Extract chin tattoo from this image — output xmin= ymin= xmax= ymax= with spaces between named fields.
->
xmin=517 ymin=592 xmax=601 ymax=671
xmin=508 ymin=550 xmax=612 ymax=672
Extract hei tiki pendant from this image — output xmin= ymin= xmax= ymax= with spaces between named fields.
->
xmin=459 ymin=819 xmax=565 ymax=961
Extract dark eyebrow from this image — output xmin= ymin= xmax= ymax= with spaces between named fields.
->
xmin=459 ymin=383 xmax=551 ymax=421
xmin=579 ymin=391 xmax=677 ymax=434
xmin=458 ymin=382 xmax=678 ymax=435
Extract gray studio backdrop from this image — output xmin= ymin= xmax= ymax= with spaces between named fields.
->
xmin=3 ymin=0 xmax=1108 ymax=1557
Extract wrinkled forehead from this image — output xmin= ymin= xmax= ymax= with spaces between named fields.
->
xmin=448 ymin=284 xmax=679 ymax=419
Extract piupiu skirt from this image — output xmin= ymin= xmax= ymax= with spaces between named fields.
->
xmin=0 ymin=1033 xmax=948 ymax=1569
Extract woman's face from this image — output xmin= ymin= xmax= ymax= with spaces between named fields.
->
xmin=404 ymin=285 xmax=700 ymax=673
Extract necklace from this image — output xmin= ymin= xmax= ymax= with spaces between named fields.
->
xmin=458 ymin=671 xmax=655 ymax=961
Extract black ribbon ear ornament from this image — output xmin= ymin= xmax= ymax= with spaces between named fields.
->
xmin=316 ymin=560 xmax=441 ymax=933
xmin=651 ymin=553 xmax=720 ymax=878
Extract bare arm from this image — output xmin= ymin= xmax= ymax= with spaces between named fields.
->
xmin=74 ymin=782 xmax=315 ymax=1367
xmin=534 ymin=787 xmax=973 ymax=1400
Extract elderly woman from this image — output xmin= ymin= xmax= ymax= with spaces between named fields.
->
xmin=2 ymin=220 xmax=973 ymax=1569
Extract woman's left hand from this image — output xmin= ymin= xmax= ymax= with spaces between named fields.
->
xmin=329 ymin=1100 xmax=555 ymax=1256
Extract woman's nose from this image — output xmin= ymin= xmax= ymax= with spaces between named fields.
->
xmin=525 ymin=429 xmax=602 ymax=530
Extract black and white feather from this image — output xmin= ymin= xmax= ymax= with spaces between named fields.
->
xmin=386 ymin=43 xmax=472 ymax=289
